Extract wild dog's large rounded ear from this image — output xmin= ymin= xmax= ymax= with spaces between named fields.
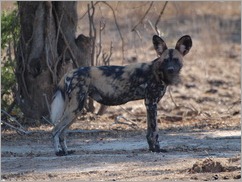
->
xmin=153 ymin=35 xmax=168 ymax=56
xmin=175 ymin=35 xmax=192 ymax=56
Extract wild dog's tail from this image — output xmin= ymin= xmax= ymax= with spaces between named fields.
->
xmin=50 ymin=78 xmax=66 ymax=125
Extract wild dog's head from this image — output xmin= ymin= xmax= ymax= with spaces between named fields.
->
xmin=152 ymin=35 xmax=192 ymax=85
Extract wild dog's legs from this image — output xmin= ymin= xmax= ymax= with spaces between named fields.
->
xmin=144 ymin=81 xmax=167 ymax=153
xmin=53 ymin=111 xmax=77 ymax=156
xmin=52 ymin=89 xmax=87 ymax=156
xmin=58 ymin=95 xmax=86 ymax=155
xmin=145 ymin=99 xmax=161 ymax=152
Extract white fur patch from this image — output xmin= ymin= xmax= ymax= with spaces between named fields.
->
xmin=50 ymin=90 xmax=65 ymax=125
xmin=157 ymin=45 xmax=164 ymax=54
xmin=179 ymin=45 xmax=186 ymax=54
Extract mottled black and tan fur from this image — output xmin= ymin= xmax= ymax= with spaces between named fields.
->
xmin=50 ymin=35 xmax=192 ymax=156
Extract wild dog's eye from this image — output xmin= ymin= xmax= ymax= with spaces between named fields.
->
xmin=173 ymin=58 xmax=182 ymax=66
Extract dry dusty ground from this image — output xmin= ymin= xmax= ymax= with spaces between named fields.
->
xmin=1 ymin=1 xmax=241 ymax=182
xmin=1 ymin=115 xmax=241 ymax=182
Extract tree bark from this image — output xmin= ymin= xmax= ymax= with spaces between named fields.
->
xmin=16 ymin=2 xmax=92 ymax=120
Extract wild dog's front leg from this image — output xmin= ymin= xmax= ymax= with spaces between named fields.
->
xmin=145 ymin=99 xmax=160 ymax=152
xmin=144 ymin=81 xmax=166 ymax=153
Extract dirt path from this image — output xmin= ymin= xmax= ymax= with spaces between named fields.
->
xmin=1 ymin=122 xmax=241 ymax=181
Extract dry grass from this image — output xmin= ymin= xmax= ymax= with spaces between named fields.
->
xmin=76 ymin=1 xmax=240 ymax=62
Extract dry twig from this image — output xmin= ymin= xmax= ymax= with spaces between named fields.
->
xmin=42 ymin=116 xmax=55 ymax=126
xmin=102 ymin=2 xmax=125 ymax=63
xmin=1 ymin=110 xmax=31 ymax=135
xmin=132 ymin=2 xmax=154 ymax=32
xmin=168 ymin=87 xmax=179 ymax=108
xmin=78 ymin=2 xmax=99 ymax=21
xmin=18 ymin=40 xmax=29 ymax=98
xmin=154 ymin=1 xmax=168 ymax=35
xmin=113 ymin=115 xmax=139 ymax=129
xmin=59 ymin=27 xmax=79 ymax=68
xmin=88 ymin=2 xmax=96 ymax=66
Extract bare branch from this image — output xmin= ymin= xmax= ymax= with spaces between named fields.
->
xmin=168 ymin=87 xmax=179 ymax=108
xmin=78 ymin=2 xmax=99 ymax=21
xmin=105 ymin=41 xmax=113 ymax=66
xmin=86 ymin=2 xmax=97 ymax=113
xmin=113 ymin=115 xmax=139 ymax=129
xmin=55 ymin=12 xmax=64 ymax=57
xmin=131 ymin=2 xmax=154 ymax=32
xmin=53 ymin=5 xmax=79 ymax=68
xmin=42 ymin=116 xmax=55 ymax=126
xmin=52 ymin=6 xmax=64 ymax=82
xmin=45 ymin=40 xmax=57 ymax=84
xmin=1 ymin=110 xmax=31 ymax=135
xmin=59 ymin=27 xmax=79 ymax=68
xmin=133 ymin=29 xmax=142 ymax=40
xmin=148 ymin=20 xmax=157 ymax=35
xmin=102 ymin=2 xmax=125 ymax=64
xmin=1 ymin=121 xmax=30 ymax=135
xmin=88 ymin=2 xmax=96 ymax=67
xmin=19 ymin=40 xmax=29 ymax=97
xmin=154 ymin=1 xmax=168 ymax=35
xmin=96 ymin=20 xmax=105 ymax=66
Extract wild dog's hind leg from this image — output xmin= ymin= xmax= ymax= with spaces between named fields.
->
xmin=53 ymin=111 xmax=77 ymax=156
xmin=52 ymin=88 xmax=88 ymax=156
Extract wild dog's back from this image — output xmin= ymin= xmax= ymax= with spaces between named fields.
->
xmin=88 ymin=63 xmax=153 ymax=105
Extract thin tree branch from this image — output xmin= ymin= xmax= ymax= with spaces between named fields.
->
xmin=78 ymin=2 xmax=99 ymax=20
xmin=96 ymin=20 xmax=104 ymax=66
xmin=1 ymin=120 xmax=30 ymax=135
xmin=53 ymin=4 xmax=79 ymax=68
xmin=55 ymin=11 xmax=64 ymax=59
xmin=154 ymin=1 xmax=168 ymax=35
xmin=168 ymin=87 xmax=179 ymax=108
xmin=104 ymin=41 xmax=113 ymax=66
xmin=45 ymin=40 xmax=57 ymax=84
xmin=88 ymin=2 xmax=96 ymax=67
xmin=131 ymin=2 xmax=154 ymax=32
xmin=113 ymin=115 xmax=139 ymax=129
xmin=59 ymin=27 xmax=79 ymax=68
xmin=102 ymin=2 xmax=125 ymax=64
xmin=42 ymin=116 xmax=55 ymax=126
xmin=19 ymin=40 xmax=29 ymax=97
xmin=86 ymin=2 xmax=97 ymax=113
xmin=1 ymin=109 xmax=31 ymax=134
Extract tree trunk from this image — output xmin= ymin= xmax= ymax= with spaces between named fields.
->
xmin=15 ymin=2 xmax=92 ymax=120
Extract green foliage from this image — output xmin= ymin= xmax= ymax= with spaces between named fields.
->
xmin=1 ymin=9 xmax=19 ymax=49
xmin=1 ymin=7 xmax=20 ymax=112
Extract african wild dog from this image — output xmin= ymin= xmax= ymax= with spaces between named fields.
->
xmin=50 ymin=35 xmax=192 ymax=156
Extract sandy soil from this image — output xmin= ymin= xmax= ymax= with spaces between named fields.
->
xmin=1 ymin=1 xmax=241 ymax=182
xmin=1 ymin=117 xmax=241 ymax=181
